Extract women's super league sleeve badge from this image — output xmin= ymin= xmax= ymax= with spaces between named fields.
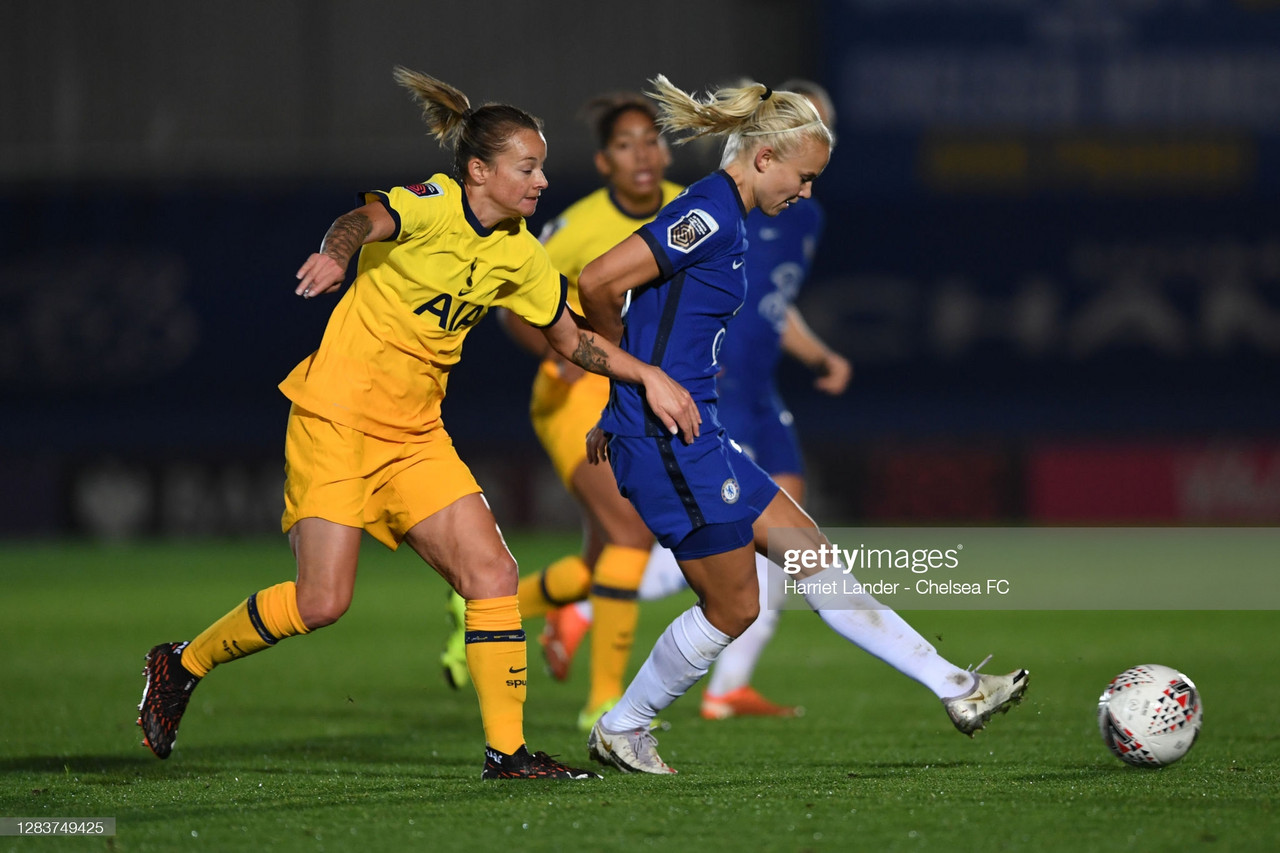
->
xmin=405 ymin=182 xmax=443 ymax=197
xmin=721 ymin=478 xmax=741 ymax=504
xmin=667 ymin=209 xmax=719 ymax=254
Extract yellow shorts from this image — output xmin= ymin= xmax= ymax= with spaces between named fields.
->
xmin=281 ymin=405 xmax=481 ymax=550
xmin=529 ymin=360 xmax=611 ymax=490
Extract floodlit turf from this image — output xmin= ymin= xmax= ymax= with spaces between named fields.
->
xmin=1 ymin=534 xmax=1276 ymax=852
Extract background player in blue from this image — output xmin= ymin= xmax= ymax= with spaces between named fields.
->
xmin=578 ymin=74 xmax=1029 ymax=775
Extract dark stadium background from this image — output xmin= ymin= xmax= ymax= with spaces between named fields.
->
xmin=3 ymin=0 xmax=1277 ymax=540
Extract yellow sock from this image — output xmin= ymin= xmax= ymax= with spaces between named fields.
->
xmin=586 ymin=545 xmax=649 ymax=710
xmin=465 ymin=595 xmax=526 ymax=754
xmin=180 ymin=581 xmax=310 ymax=678
xmin=515 ymin=555 xmax=591 ymax=619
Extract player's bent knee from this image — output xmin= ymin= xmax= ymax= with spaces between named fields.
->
xmin=296 ymin=593 xmax=351 ymax=630
xmin=736 ymin=599 xmax=762 ymax=636
xmin=454 ymin=555 xmax=519 ymax=600
xmin=705 ymin=598 xmax=759 ymax=639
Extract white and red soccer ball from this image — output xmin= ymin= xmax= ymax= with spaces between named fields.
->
xmin=1097 ymin=664 xmax=1203 ymax=768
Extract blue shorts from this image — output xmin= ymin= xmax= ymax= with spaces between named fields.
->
xmin=671 ymin=517 xmax=755 ymax=560
xmin=607 ymin=428 xmax=779 ymax=554
xmin=717 ymin=391 xmax=803 ymax=477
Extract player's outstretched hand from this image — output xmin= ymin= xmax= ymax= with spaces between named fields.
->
xmin=295 ymin=253 xmax=347 ymax=299
xmin=641 ymin=367 xmax=701 ymax=444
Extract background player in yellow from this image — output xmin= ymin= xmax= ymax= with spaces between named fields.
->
xmin=442 ymin=93 xmax=684 ymax=733
xmin=136 ymin=67 xmax=699 ymax=781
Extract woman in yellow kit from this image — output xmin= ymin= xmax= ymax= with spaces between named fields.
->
xmin=442 ymin=94 xmax=683 ymax=732
xmin=135 ymin=68 xmax=699 ymax=780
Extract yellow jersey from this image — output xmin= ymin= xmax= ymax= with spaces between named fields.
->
xmin=281 ymin=174 xmax=567 ymax=442
xmin=539 ymin=181 xmax=684 ymax=312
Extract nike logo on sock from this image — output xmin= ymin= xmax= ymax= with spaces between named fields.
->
xmin=508 ymin=666 xmax=528 ymax=674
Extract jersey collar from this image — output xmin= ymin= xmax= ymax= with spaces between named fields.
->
xmin=460 ymin=184 xmax=498 ymax=237
xmin=714 ymin=169 xmax=749 ymax=220
xmin=607 ymin=186 xmax=666 ymax=220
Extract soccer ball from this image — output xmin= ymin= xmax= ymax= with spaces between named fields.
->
xmin=1097 ymin=664 xmax=1203 ymax=767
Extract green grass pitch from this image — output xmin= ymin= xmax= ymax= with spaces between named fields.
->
xmin=1 ymin=533 xmax=1276 ymax=852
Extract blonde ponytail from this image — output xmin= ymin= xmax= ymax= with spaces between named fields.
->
xmin=646 ymin=74 xmax=832 ymax=166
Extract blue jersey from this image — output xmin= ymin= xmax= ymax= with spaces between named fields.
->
xmin=600 ymin=170 xmax=748 ymax=438
xmin=717 ymin=201 xmax=824 ymax=409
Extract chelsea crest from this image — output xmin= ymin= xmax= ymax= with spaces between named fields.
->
xmin=721 ymin=478 xmax=740 ymax=504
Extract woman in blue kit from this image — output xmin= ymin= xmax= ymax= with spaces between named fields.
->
xmin=578 ymin=75 xmax=1029 ymax=775
xmin=639 ymin=79 xmax=850 ymax=721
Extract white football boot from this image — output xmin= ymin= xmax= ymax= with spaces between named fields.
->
xmin=943 ymin=656 xmax=1030 ymax=736
xmin=588 ymin=719 xmax=677 ymax=775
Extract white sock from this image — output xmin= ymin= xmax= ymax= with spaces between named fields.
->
xmin=706 ymin=552 xmax=779 ymax=695
xmin=572 ymin=599 xmax=592 ymax=622
xmin=601 ymin=605 xmax=731 ymax=732
xmin=801 ymin=566 xmax=974 ymax=700
xmin=639 ymin=544 xmax=691 ymax=601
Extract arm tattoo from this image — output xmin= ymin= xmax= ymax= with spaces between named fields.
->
xmin=570 ymin=331 xmax=613 ymax=377
xmin=320 ymin=212 xmax=373 ymax=267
